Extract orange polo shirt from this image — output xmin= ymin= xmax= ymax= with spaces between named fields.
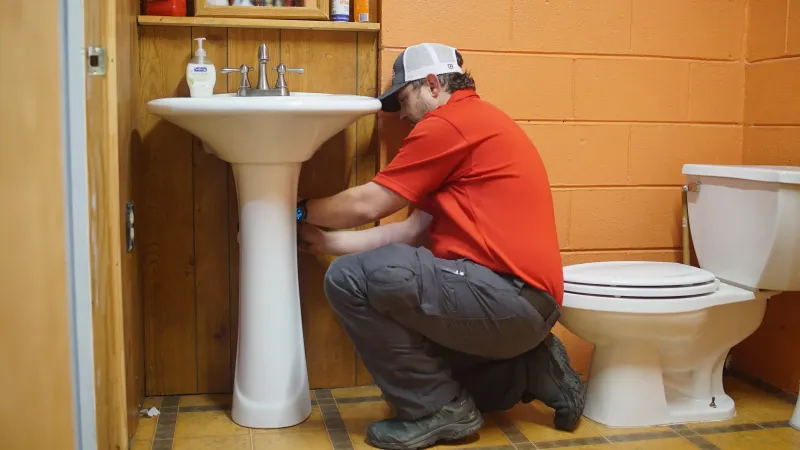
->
xmin=372 ymin=89 xmax=564 ymax=306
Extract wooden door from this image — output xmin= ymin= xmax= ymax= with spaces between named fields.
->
xmin=84 ymin=0 xmax=138 ymax=447
xmin=0 ymin=2 xmax=78 ymax=449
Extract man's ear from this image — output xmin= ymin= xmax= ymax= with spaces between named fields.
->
xmin=424 ymin=73 xmax=442 ymax=97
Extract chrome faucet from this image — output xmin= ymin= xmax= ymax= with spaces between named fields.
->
xmin=257 ymin=43 xmax=269 ymax=91
xmin=220 ymin=43 xmax=305 ymax=97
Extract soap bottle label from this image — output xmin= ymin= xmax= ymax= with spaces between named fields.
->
xmin=188 ymin=64 xmax=213 ymax=84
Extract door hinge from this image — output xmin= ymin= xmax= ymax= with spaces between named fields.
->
xmin=87 ymin=46 xmax=107 ymax=76
xmin=125 ymin=201 xmax=135 ymax=252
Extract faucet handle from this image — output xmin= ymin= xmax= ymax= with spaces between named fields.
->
xmin=274 ymin=64 xmax=305 ymax=75
xmin=273 ymin=63 xmax=305 ymax=90
xmin=221 ymin=64 xmax=253 ymax=95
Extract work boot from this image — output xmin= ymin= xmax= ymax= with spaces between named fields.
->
xmin=524 ymin=333 xmax=586 ymax=431
xmin=365 ymin=394 xmax=484 ymax=450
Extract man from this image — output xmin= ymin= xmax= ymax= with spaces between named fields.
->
xmin=296 ymin=43 xmax=585 ymax=450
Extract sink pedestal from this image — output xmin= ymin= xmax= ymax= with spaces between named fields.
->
xmin=230 ymin=163 xmax=311 ymax=428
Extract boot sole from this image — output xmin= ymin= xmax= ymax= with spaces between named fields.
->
xmin=366 ymin=411 xmax=484 ymax=450
xmin=546 ymin=334 xmax=586 ymax=431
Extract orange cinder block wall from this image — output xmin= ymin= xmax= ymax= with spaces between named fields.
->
xmin=728 ymin=0 xmax=800 ymax=394
xmin=377 ymin=0 xmax=746 ymax=378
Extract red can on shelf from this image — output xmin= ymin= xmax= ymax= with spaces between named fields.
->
xmin=144 ymin=0 xmax=188 ymax=16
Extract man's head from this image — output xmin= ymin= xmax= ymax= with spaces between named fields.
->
xmin=378 ymin=43 xmax=476 ymax=124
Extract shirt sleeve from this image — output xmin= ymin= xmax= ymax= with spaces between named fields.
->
xmin=372 ymin=116 xmax=469 ymax=204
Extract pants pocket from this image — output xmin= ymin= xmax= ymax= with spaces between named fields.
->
xmin=435 ymin=259 xmax=466 ymax=316
xmin=366 ymin=265 xmax=420 ymax=314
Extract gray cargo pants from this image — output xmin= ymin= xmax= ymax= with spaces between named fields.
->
xmin=323 ymin=243 xmax=561 ymax=420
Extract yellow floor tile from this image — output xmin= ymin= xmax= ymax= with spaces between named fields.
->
xmin=174 ymin=410 xmax=249 ymax=438
xmin=252 ymin=406 xmax=327 ymax=433
xmin=178 ymin=394 xmax=232 ymax=407
xmin=722 ymin=377 xmax=766 ymax=400
xmin=130 ymin=439 xmax=153 ymax=450
xmin=734 ymin=395 xmax=796 ymax=422
xmin=544 ymin=446 xmax=614 ymax=450
xmin=134 ymin=416 xmax=157 ymax=441
xmin=685 ymin=412 xmax=754 ymax=429
xmin=501 ymin=401 xmax=601 ymax=443
xmin=704 ymin=429 xmax=797 ymax=449
xmin=770 ymin=427 xmax=800 ymax=446
xmin=613 ymin=437 xmax=697 ymax=450
xmin=331 ymin=385 xmax=382 ymax=399
xmin=143 ymin=396 xmax=163 ymax=409
xmin=585 ymin=418 xmax=671 ymax=436
xmin=252 ymin=430 xmax=333 ymax=449
xmin=172 ymin=435 xmax=251 ymax=450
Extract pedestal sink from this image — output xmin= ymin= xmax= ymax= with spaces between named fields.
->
xmin=147 ymin=92 xmax=382 ymax=428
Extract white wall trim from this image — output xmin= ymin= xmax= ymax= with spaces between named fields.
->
xmin=60 ymin=0 xmax=98 ymax=448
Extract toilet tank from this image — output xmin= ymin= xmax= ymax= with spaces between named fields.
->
xmin=682 ymin=164 xmax=800 ymax=292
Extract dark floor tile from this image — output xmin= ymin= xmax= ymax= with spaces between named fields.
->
xmin=685 ymin=435 xmax=721 ymax=450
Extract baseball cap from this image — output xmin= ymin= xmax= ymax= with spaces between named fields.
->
xmin=378 ymin=43 xmax=464 ymax=112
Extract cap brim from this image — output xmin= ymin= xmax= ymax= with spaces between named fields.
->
xmin=377 ymin=82 xmax=408 ymax=112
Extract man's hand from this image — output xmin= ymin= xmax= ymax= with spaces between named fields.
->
xmin=297 ymin=209 xmax=432 ymax=257
xmin=297 ymin=223 xmax=330 ymax=254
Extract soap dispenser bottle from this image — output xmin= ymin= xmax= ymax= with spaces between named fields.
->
xmin=187 ymin=37 xmax=216 ymax=98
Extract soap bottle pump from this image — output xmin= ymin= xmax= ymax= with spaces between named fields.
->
xmin=187 ymin=37 xmax=216 ymax=98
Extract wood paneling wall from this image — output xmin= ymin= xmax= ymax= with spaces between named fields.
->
xmin=136 ymin=25 xmax=379 ymax=396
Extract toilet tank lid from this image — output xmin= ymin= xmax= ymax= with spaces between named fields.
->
xmin=682 ymin=164 xmax=800 ymax=185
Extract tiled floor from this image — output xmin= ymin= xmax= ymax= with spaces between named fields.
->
xmin=131 ymin=375 xmax=800 ymax=450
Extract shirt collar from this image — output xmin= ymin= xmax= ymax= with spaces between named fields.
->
xmin=446 ymin=89 xmax=479 ymax=104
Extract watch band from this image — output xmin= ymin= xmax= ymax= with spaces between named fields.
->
xmin=296 ymin=198 xmax=309 ymax=224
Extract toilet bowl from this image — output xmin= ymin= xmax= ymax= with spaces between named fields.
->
xmin=558 ymin=164 xmax=800 ymax=428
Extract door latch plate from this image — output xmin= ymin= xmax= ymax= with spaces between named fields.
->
xmin=126 ymin=201 xmax=135 ymax=252
xmin=87 ymin=46 xmax=106 ymax=76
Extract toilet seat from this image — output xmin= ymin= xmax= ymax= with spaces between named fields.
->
xmin=564 ymin=261 xmax=719 ymax=298
xmin=562 ymin=261 xmax=756 ymax=314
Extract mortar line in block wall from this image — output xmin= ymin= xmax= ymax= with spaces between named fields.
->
xmin=561 ymin=247 xmax=681 ymax=254
xmin=514 ymin=119 xmax=742 ymax=127
xmin=381 ymin=46 xmax=742 ymax=63
xmin=786 ymin=0 xmax=792 ymax=54
xmin=744 ymin=123 xmax=800 ymax=128
xmin=550 ymin=185 xmax=686 ymax=190
xmin=626 ymin=124 xmax=632 ymax=184
xmin=746 ymin=54 xmax=800 ymax=63
xmin=629 ymin=0 xmax=634 ymax=53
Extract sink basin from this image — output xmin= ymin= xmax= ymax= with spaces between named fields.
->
xmin=147 ymin=93 xmax=381 ymax=163
xmin=146 ymin=92 xmax=381 ymax=429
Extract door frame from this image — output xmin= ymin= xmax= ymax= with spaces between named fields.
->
xmin=61 ymin=0 xmax=99 ymax=448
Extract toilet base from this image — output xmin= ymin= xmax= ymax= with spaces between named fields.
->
xmin=582 ymin=342 xmax=736 ymax=428
xmin=584 ymin=392 xmax=736 ymax=429
xmin=790 ymin=381 xmax=800 ymax=431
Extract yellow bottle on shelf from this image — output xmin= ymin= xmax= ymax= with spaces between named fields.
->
xmin=355 ymin=0 xmax=370 ymax=22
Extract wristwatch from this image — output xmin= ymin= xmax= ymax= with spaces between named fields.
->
xmin=296 ymin=199 xmax=309 ymax=224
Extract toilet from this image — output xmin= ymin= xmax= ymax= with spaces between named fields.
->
xmin=558 ymin=164 xmax=800 ymax=428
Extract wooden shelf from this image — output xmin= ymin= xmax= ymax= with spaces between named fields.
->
xmin=137 ymin=15 xmax=380 ymax=32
